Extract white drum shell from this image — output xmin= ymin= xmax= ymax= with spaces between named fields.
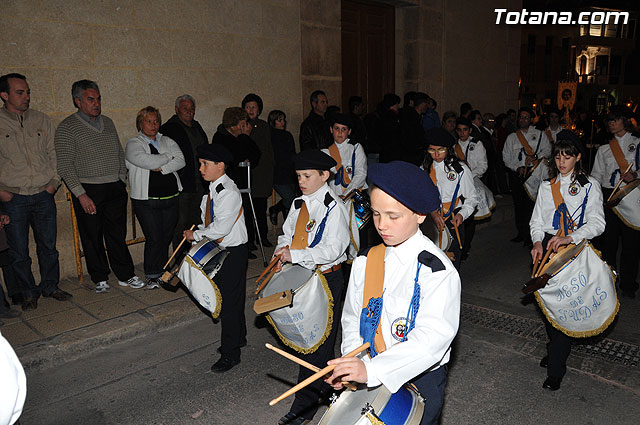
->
xmin=612 ymin=185 xmax=640 ymax=230
xmin=474 ymin=176 xmax=496 ymax=220
xmin=524 ymin=160 xmax=551 ymax=201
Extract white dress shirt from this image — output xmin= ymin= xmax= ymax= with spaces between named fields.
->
xmin=322 ymin=140 xmax=368 ymax=197
xmin=591 ymin=132 xmax=640 ymax=189
xmin=193 ymin=174 xmax=248 ymax=248
xmin=502 ymin=127 xmax=552 ymax=172
xmin=546 ymin=126 xmax=562 ymax=143
xmin=276 ymin=184 xmax=350 ymax=272
xmin=529 ymin=174 xmax=605 ymax=244
xmin=432 ymin=161 xmax=478 ymax=221
xmin=341 ymin=230 xmax=461 ymax=393
xmin=457 ymin=138 xmax=488 ymax=178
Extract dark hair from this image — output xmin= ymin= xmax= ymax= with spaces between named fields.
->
xmin=71 ymin=80 xmax=100 ymax=108
xmin=310 ymin=90 xmax=326 ymax=105
xmin=267 ymin=109 xmax=286 ymax=127
xmin=0 ymin=73 xmax=26 ymax=95
xmin=403 ymin=91 xmax=416 ymax=108
xmin=506 ymin=108 xmax=516 ymax=115
xmin=423 ymin=145 xmax=460 ymax=174
xmin=241 ymin=93 xmax=263 ymax=115
xmin=348 ymin=96 xmax=362 ymax=112
xmin=222 ymin=107 xmax=249 ymax=129
xmin=381 ymin=93 xmax=401 ymax=110
xmin=548 ymin=139 xmax=584 ymax=181
xmin=429 ymin=98 xmax=437 ymax=109
xmin=460 ymin=102 xmax=473 ymax=116
xmin=469 ymin=110 xmax=482 ymax=122
xmin=441 ymin=111 xmax=457 ymax=124
xmin=414 ymin=92 xmax=430 ymax=108
xmin=495 ymin=113 xmax=507 ymax=127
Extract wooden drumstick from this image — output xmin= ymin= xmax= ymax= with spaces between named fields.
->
xmin=607 ymin=162 xmax=634 ymax=202
xmin=532 ymin=229 xmax=562 ymax=277
xmin=257 ymin=253 xmax=282 ymax=283
xmin=265 ymin=344 xmax=356 ymax=391
xmin=256 ymin=254 xmax=282 ymax=295
xmin=452 ymin=218 xmax=462 ymax=250
xmin=269 ymin=342 xmax=370 ymax=406
xmin=163 ymin=225 xmax=195 ymax=270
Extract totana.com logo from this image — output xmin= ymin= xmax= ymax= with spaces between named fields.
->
xmin=494 ymin=8 xmax=629 ymax=25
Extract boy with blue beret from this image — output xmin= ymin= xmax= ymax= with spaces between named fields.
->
xmin=325 ymin=161 xmax=461 ymax=425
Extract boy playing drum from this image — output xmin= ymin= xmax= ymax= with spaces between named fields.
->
xmin=325 ymin=161 xmax=461 ymax=425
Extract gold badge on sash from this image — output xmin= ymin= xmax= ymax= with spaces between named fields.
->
xmin=305 ymin=219 xmax=316 ymax=232
xmin=346 ymin=166 xmax=353 ymax=174
xmin=469 ymin=145 xmax=475 ymax=151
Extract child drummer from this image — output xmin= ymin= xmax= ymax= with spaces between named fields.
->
xmin=273 ymin=150 xmax=350 ymax=425
xmin=325 ymin=161 xmax=461 ymax=425
xmin=529 ymin=130 xmax=605 ymax=391
xmin=183 ymin=144 xmax=248 ymax=374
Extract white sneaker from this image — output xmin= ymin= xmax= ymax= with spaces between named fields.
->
xmin=145 ymin=278 xmax=161 ymax=290
xmin=95 ymin=281 xmax=110 ymax=293
xmin=118 ymin=276 xmax=146 ymax=289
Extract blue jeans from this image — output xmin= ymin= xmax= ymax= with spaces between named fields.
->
xmin=1 ymin=191 xmax=60 ymax=298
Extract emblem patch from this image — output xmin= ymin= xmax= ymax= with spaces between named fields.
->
xmin=568 ymin=183 xmax=580 ymax=196
xmin=305 ymin=219 xmax=316 ymax=232
xmin=532 ymin=134 xmax=537 ymax=140
xmin=447 ymin=171 xmax=457 ymax=181
xmin=629 ymin=144 xmax=636 ymax=152
xmin=469 ymin=145 xmax=475 ymax=151
xmin=346 ymin=166 xmax=353 ymax=175
xmin=391 ymin=317 xmax=408 ymax=341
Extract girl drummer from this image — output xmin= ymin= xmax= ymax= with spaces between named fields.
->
xmin=529 ymin=130 xmax=605 ymax=391
xmin=423 ymin=128 xmax=478 ymax=269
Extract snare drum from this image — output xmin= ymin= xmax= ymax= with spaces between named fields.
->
xmin=258 ymin=264 xmax=333 ymax=354
xmin=345 ymin=189 xmax=372 ymax=229
xmin=473 ymin=176 xmax=496 ymax=220
xmin=177 ymin=238 xmax=229 ymax=317
xmin=318 ymin=384 xmax=425 ymax=425
xmin=535 ymin=240 xmax=619 ymax=337
xmin=524 ymin=159 xmax=551 ymax=201
xmin=609 ymin=180 xmax=640 ymax=230
xmin=421 ymin=214 xmax=452 ymax=252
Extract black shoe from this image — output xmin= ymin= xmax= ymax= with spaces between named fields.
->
xmin=43 ymin=289 xmax=73 ymax=301
xmin=278 ymin=412 xmax=310 ymax=425
xmin=0 ymin=308 xmax=22 ymax=319
xmin=510 ymin=235 xmax=524 ymax=243
xmin=210 ymin=357 xmax=240 ymax=373
xmin=539 ymin=356 xmax=548 ymax=368
xmin=21 ymin=298 xmax=38 ymax=311
xmin=10 ymin=295 xmax=24 ymax=305
xmin=542 ymin=376 xmax=562 ymax=391
xmin=247 ymin=242 xmax=257 ymax=251
xmin=248 ymin=251 xmax=257 ymax=259
xmin=269 ymin=206 xmax=278 ymax=226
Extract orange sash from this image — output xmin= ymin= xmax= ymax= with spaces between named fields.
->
xmin=454 ymin=144 xmax=465 ymax=161
xmin=429 ymin=165 xmax=459 ymax=217
xmin=545 ymin=129 xmax=553 ymax=144
xmin=328 ymin=143 xmax=351 ymax=185
xmin=516 ymin=130 xmax=536 ymax=156
xmin=550 ymin=178 xmax=569 ymax=237
xmin=362 ymin=244 xmax=387 ymax=354
xmin=609 ymin=137 xmax=629 ymax=172
xmin=204 ymin=194 xmax=243 ymax=243
xmin=290 ymin=201 xmax=310 ymax=250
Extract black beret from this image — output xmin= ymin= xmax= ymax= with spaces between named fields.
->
xmin=456 ymin=117 xmax=473 ymax=128
xmin=197 ymin=143 xmax=233 ymax=164
xmin=294 ymin=149 xmax=337 ymax=171
xmin=330 ymin=112 xmax=353 ymax=129
xmin=519 ymin=106 xmax=534 ymax=117
xmin=607 ymin=105 xmax=633 ymax=120
xmin=368 ymin=161 xmax=440 ymax=214
xmin=425 ymin=127 xmax=455 ymax=148
xmin=556 ymin=130 xmax=586 ymax=156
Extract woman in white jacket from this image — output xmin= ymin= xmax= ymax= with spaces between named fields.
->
xmin=125 ymin=106 xmax=185 ymax=288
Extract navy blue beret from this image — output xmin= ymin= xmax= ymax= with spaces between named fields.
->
xmin=294 ymin=149 xmax=337 ymax=171
xmin=425 ymin=127 xmax=455 ymax=148
xmin=368 ymin=161 xmax=441 ymax=214
xmin=197 ymin=143 xmax=233 ymax=164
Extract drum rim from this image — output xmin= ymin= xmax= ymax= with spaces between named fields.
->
xmin=538 ymin=239 xmax=587 ymax=277
xmin=318 ymin=385 xmax=391 ymax=425
xmin=611 ymin=178 xmax=640 ymax=201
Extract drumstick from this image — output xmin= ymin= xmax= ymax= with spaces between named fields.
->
xmin=532 ymin=228 xmax=562 ymax=277
xmin=163 ymin=225 xmax=196 ymax=269
xmin=256 ymin=254 xmax=282 ymax=295
xmin=269 ymin=342 xmax=370 ymax=406
xmin=257 ymin=254 xmax=281 ymax=283
xmin=265 ymin=344 xmax=356 ymax=391
xmin=452 ymin=219 xmax=462 ymax=250
xmin=607 ymin=162 xmax=634 ymax=202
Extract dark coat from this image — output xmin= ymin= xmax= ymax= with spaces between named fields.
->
xmin=211 ymin=125 xmax=260 ymax=190
xmin=299 ymin=111 xmax=332 ymax=151
xmin=270 ymin=127 xmax=297 ymax=186
xmin=159 ymin=115 xmax=208 ymax=194
xmin=248 ymin=118 xmax=274 ymax=198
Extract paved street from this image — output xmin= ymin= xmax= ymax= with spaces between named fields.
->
xmin=15 ymin=198 xmax=640 ymax=424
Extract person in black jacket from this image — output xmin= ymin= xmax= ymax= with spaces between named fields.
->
xmin=267 ymin=110 xmax=297 ymax=225
xmin=159 ymin=95 xmax=209 ymax=249
xmin=299 ymin=90 xmax=332 ymax=151
xmin=391 ymin=91 xmax=428 ymax=166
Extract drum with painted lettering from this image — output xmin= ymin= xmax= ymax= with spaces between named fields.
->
xmin=318 ymin=384 xmax=425 ymax=425
xmin=610 ymin=180 xmax=640 ymax=230
xmin=177 ymin=237 xmax=228 ymax=317
xmin=258 ymin=264 xmax=333 ymax=354
xmin=535 ymin=240 xmax=619 ymax=337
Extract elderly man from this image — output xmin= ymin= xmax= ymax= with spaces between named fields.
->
xmin=299 ymin=90 xmax=332 ymax=151
xmin=0 ymin=73 xmax=70 ymax=311
xmin=159 ymin=94 xmax=208 ymax=249
xmin=55 ymin=80 xmax=144 ymax=293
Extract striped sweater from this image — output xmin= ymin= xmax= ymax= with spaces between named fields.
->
xmin=54 ymin=113 xmax=127 ymax=197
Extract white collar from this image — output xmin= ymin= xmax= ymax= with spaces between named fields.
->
xmin=385 ymin=230 xmax=422 ymax=265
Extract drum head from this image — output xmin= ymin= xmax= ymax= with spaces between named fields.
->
xmin=539 ymin=239 xmax=587 ymax=277
xmin=421 ymin=215 xmax=452 ymax=252
xmin=612 ymin=179 xmax=640 ymax=201
xmin=261 ymin=264 xmax=315 ymax=298
xmin=319 ymin=386 xmax=388 ymax=425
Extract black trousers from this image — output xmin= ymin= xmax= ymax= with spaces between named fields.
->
xmin=411 ymin=365 xmax=448 ymax=425
xmin=594 ymin=188 xmax=640 ymax=295
xmin=72 ymin=181 xmax=135 ymax=284
xmin=446 ymin=219 xmax=465 ymax=270
xmin=215 ymin=243 xmax=248 ymax=361
xmin=133 ymin=197 xmax=179 ymax=279
xmin=289 ymin=268 xmax=344 ymax=420
xmin=172 ymin=191 xmax=203 ymax=250
xmin=462 ymin=214 xmax=476 ymax=258
xmin=509 ymin=171 xmax=534 ymax=241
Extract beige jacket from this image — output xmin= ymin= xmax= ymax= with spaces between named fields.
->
xmin=0 ymin=107 xmax=59 ymax=195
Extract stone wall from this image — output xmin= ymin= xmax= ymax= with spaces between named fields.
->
xmin=0 ymin=0 xmax=302 ymax=281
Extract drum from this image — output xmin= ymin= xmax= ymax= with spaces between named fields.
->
xmin=258 ymin=264 xmax=333 ymax=354
xmin=318 ymin=384 xmax=425 ymax=425
xmin=524 ymin=159 xmax=551 ymax=201
xmin=610 ymin=180 xmax=640 ymax=230
xmin=344 ymin=189 xmax=372 ymax=229
xmin=473 ymin=176 xmax=496 ymax=220
xmin=535 ymin=240 xmax=619 ymax=337
xmin=421 ymin=214 xmax=452 ymax=252
xmin=177 ymin=238 xmax=229 ymax=317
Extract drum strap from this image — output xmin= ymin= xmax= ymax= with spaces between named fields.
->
xmin=429 ymin=164 xmax=461 ymax=219
xmin=328 ymin=143 xmax=351 ymax=188
xmin=290 ymin=201 xmax=310 ymax=250
xmin=361 ymin=243 xmax=387 ymax=357
xmin=204 ymin=194 xmax=243 ymax=243
xmin=516 ymin=129 xmax=540 ymax=162
xmin=545 ymin=129 xmax=553 ymax=144
xmin=454 ymin=144 xmax=465 ymax=161
xmin=607 ymin=137 xmax=637 ymax=186
xmin=550 ymin=178 xmax=589 ymax=236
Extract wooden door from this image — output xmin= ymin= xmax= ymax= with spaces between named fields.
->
xmin=341 ymin=0 xmax=395 ymax=114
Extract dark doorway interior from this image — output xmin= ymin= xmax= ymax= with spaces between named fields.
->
xmin=341 ymin=0 xmax=395 ymax=114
